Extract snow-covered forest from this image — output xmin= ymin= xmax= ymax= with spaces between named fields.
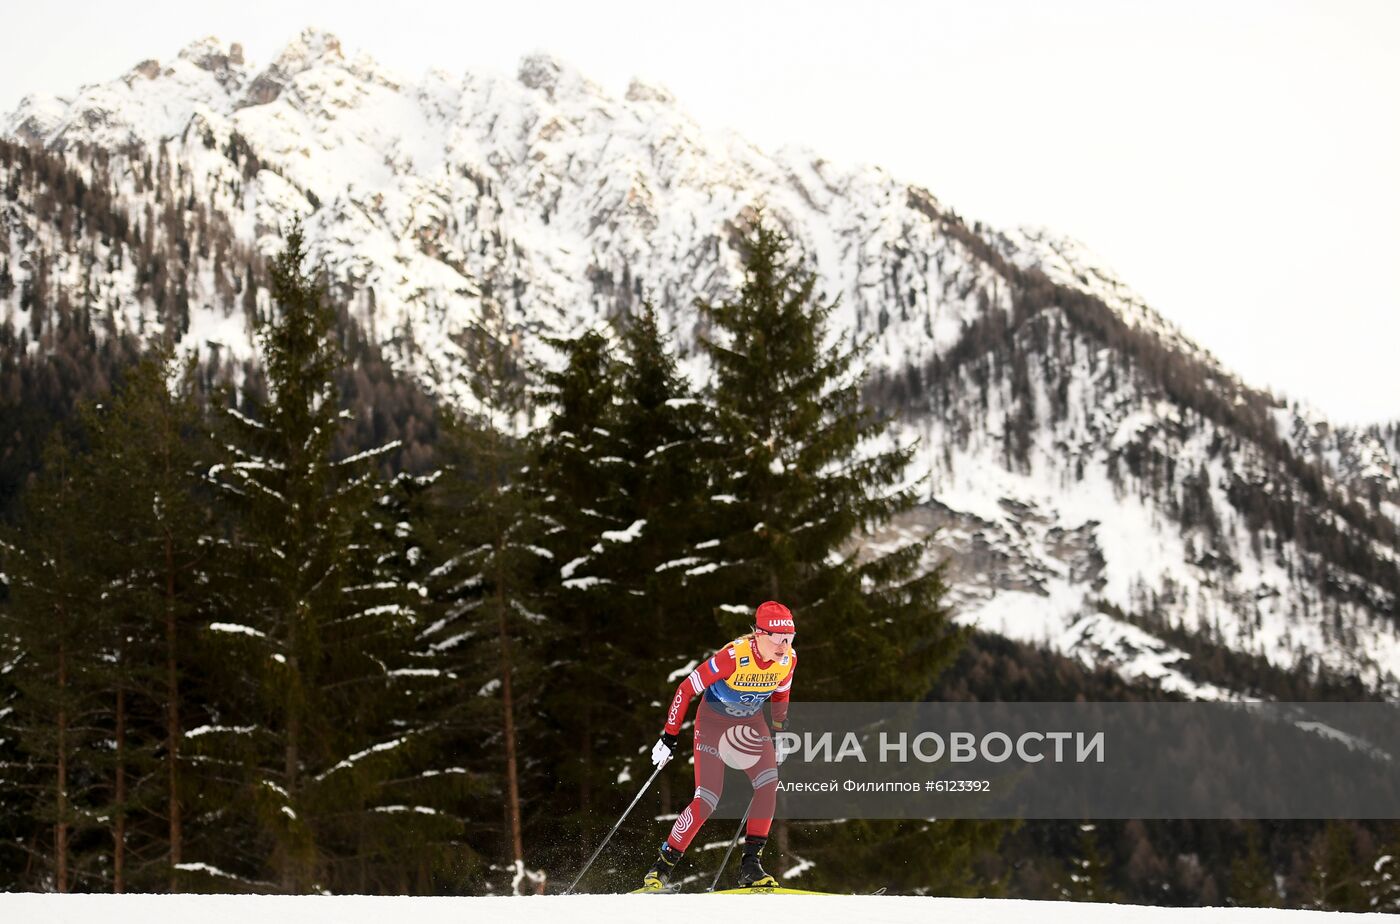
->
xmin=0 ymin=215 xmax=1393 ymax=910
xmin=1 ymin=31 xmax=1399 ymax=912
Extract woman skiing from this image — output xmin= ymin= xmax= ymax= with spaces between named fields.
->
xmin=642 ymin=600 xmax=797 ymax=891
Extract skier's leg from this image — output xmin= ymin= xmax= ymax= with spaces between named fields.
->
xmin=664 ymin=717 xmax=724 ymax=852
xmin=738 ymin=721 xmax=779 ymax=887
xmin=743 ymin=722 xmax=778 ymax=839
xmin=644 ymin=713 xmax=727 ymax=889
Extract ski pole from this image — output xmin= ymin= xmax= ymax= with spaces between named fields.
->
xmin=706 ymin=799 xmax=753 ymax=892
xmin=565 ymin=761 xmax=666 ymax=894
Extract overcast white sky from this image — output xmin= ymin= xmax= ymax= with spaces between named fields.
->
xmin=3 ymin=0 xmax=1397 ymax=424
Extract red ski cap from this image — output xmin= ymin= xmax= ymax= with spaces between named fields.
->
xmin=754 ymin=600 xmax=796 ymax=634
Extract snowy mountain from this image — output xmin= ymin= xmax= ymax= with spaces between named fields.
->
xmin=4 ymin=30 xmax=1398 ymax=698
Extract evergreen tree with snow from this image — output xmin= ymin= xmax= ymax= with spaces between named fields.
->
xmin=697 ymin=214 xmax=961 ymax=700
xmin=1228 ymin=823 xmax=1279 ymax=907
xmin=1305 ymin=821 xmax=1369 ymax=911
xmin=1059 ymin=822 xmax=1118 ymax=903
xmin=526 ymin=317 xmax=724 ymax=867
xmin=1366 ymin=825 xmax=1400 ymax=912
xmin=695 ymin=213 xmax=989 ymax=887
xmin=0 ymin=352 xmax=216 ymax=893
xmin=0 ymin=623 xmax=23 ymax=890
xmin=419 ymin=293 xmax=549 ymax=892
xmin=0 ymin=434 xmax=108 ymax=891
xmin=520 ymin=309 xmax=722 ymax=875
xmin=610 ymin=303 xmax=718 ymax=620
xmin=600 ymin=304 xmax=722 ymax=808
xmin=198 ymin=225 xmax=458 ymax=892
xmin=528 ymin=328 xmax=631 ymax=839
xmin=68 ymin=351 xmax=216 ymax=891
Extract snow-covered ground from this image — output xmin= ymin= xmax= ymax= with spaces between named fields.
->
xmin=1 ymin=893 xmax=1388 ymax=922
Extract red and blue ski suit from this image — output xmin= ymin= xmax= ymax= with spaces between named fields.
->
xmin=663 ymin=636 xmax=795 ymax=851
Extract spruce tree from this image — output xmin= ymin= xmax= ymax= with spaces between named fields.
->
xmin=0 ymin=434 xmax=107 ymax=891
xmin=421 ymin=294 xmax=547 ymax=892
xmin=695 ymin=215 xmax=993 ymax=887
xmin=74 ymin=350 xmax=215 ymax=891
xmin=1228 ymin=823 xmax=1279 ymax=907
xmin=0 ymin=639 xmax=29 ymax=889
xmin=603 ymin=304 xmax=721 ymax=809
xmin=1306 ymin=821 xmax=1369 ymax=911
xmin=611 ymin=303 xmax=718 ymax=631
xmin=526 ymin=311 xmax=725 ymax=886
xmin=0 ymin=514 xmax=31 ymax=891
xmin=1059 ymin=822 xmax=1118 ymax=902
xmin=1366 ymin=826 xmax=1400 ymax=912
xmin=530 ymin=328 xmax=630 ymax=841
xmin=697 ymin=215 xmax=961 ymax=698
xmin=0 ymin=619 xmax=24 ymax=889
xmin=0 ymin=356 xmax=212 ymax=893
xmin=198 ymin=225 xmax=457 ymax=892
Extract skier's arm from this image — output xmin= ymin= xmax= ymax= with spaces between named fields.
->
xmin=663 ymin=647 xmax=738 ymax=735
xmin=769 ymin=657 xmax=796 ymax=730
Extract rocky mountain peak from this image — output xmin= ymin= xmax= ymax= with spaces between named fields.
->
xmin=517 ymin=52 xmax=598 ymax=103
xmin=273 ymin=28 xmax=345 ymax=73
xmin=625 ymin=78 xmax=675 ymax=105
xmin=175 ymin=37 xmax=247 ymax=95
xmin=236 ymin=28 xmax=351 ymax=110
xmin=176 ymin=36 xmax=245 ymax=72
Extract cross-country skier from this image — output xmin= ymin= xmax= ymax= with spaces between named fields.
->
xmin=641 ymin=600 xmax=797 ymax=891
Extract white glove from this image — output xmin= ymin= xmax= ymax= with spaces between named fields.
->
xmin=651 ymin=733 xmax=679 ymax=767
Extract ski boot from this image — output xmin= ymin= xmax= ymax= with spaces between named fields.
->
xmin=639 ymin=843 xmax=683 ymax=892
xmin=737 ymin=836 xmax=779 ymax=889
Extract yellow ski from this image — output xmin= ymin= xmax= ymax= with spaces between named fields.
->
xmin=708 ymin=886 xmax=836 ymax=895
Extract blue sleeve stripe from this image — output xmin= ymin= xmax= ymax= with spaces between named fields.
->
xmin=708 ymin=656 xmax=718 ymax=672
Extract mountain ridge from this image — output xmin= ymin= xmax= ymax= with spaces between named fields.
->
xmin=3 ymin=29 xmax=1398 ymax=697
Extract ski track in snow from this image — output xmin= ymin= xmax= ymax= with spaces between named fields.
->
xmin=0 ymin=893 xmax=1385 ymax=923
